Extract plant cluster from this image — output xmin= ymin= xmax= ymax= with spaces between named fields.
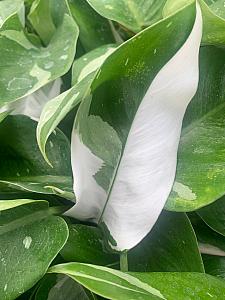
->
xmin=1 ymin=0 xmax=225 ymax=299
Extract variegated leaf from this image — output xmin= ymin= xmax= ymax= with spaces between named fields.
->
xmin=66 ymin=3 xmax=202 ymax=251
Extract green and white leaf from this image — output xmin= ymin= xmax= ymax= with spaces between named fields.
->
xmin=0 ymin=13 xmax=78 ymax=107
xmin=0 ymin=116 xmax=74 ymax=199
xmin=37 ymin=45 xmax=116 ymax=165
xmin=166 ymin=46 xmax=225 ymax=211
xmin=65 ymin=3 xmax=202 ymax=250
xmin=0 ymin=0 xmax=25 ymax=29
xmin=72 ymin=44 xmax=116 ymax=86
xmin=49 ymin=263 xmax=225 ymax=300
xmin=0 ymin=200 xmax=68 ymax=300
xmin=86 ymin=0 xmax=167 ymax=33
xmin=0 ymin=78 xmax=62 ymax=121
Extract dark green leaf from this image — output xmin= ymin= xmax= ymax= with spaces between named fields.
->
xmin=203 ymin=254 xmax=225 ymax=279
xmin=0 ymin=116 xmax=74 ymax=199
xmin=195 ymin=222 xmax=225 ymax=256
xmin=0 ymin=200 xmax=68 ymax=300
xmin=198 ymin=196 xmax=225 ymax=236
xmin=68 ymin=0 xmax=115 ymax=51
xmin=61 ymin=224 xmax=118 ymax=266
xmin=166 ymin=46 xmax=225 ymax=211
xmin=34 ymin=274 xmax=89 ymax=300
xmin=129 ymin=211 xmax=204 ymax=272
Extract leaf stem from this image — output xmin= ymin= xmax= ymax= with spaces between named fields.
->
xmin=120 ymin=251 xmax=128 ymax=272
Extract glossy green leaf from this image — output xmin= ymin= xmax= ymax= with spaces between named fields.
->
xmin=163 ymin=0 xmax=225 ymax=46
xmin=49 ymin=263 xmax=225 ymax=300
xmin=68 ymin=0 xmax=115 ymax=51
xmin=198 ymin=196 xmax=225 ymax=236
xmin=61 ymin=224 xmax=118 ymax=266
xmin=66 ymin=3 xmax=201 ymax=250
xmin=0 ymin=116 xmax=74 ymax=199
xmin=129 ymin=211 xmax=204 ymax=272
xmin=203 ymin=254 xmax=225 ymax=279
xmin=166 ymin=46 xmax=225 ymax=211
xmin=86 ymin=0 xmax=167 ymax=33
xmin=0 ymin=13 xmax=78 ymax=107
xmin=28 ymin=0 xmax=56 ymax=45
xmin=0 ymin=200 xmax=69 ymax=300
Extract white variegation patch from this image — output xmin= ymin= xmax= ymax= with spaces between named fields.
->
xmin=69 ymin=5 xmax=203 ymax=251
xmin=0 ymin=79 xmax=62 ymax=121
xmin=67 ymin=131 xmax=107 ymax=221
xmin=199 ymin=243 xmax=225 ymax=256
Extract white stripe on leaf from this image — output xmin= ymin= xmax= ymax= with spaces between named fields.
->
xmin=68 ymin=4 xmax=203 ymax=251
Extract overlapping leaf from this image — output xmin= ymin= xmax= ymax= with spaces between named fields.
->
xmin=129 ymin=211 xmax=204 ymax=272
xmin=0 ymin=200 xmax=68 ymax=300
xmin=68 ymin=0 xmax=115 ymax=51
xmin=66 ymin=3 xmax=201 ymax=251
xmin=33 ymin=274 xmax=90 ymax=300
xmin=37 ymin=45 xmax=116 ymax=165
xmin=198 ymin=196 xmax=225 ymax=236
xmin=166 ymin=46 xmax=225 ymax=211
xmin=163 ymin=0 xmax=225 ymax=46
xmin=0 ymin=11 xmax=78 ymax=107
xmin=0 ymin=0 xmax=24 ymax=29
xmin=61 ymin=224 xmax=118 ymax=266
xmin=0 ymin=116 xmax=74 ymax=199
xmin=61 ymin=211 xmax=204 ymax=272
xmin=49 ymin=263 xmax=225 ymax=300
xmin=86 ymin=0 xmax=167 ymax=33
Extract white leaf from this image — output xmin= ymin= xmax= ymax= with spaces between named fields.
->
xmin=67 ymin=4 xmax=203 ymax=251
xmin=0 ymin=79 xmax=62 ymax=121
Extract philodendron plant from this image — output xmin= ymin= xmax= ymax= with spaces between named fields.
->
xmin=1 ymin=0 xmax=225 ymax=299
